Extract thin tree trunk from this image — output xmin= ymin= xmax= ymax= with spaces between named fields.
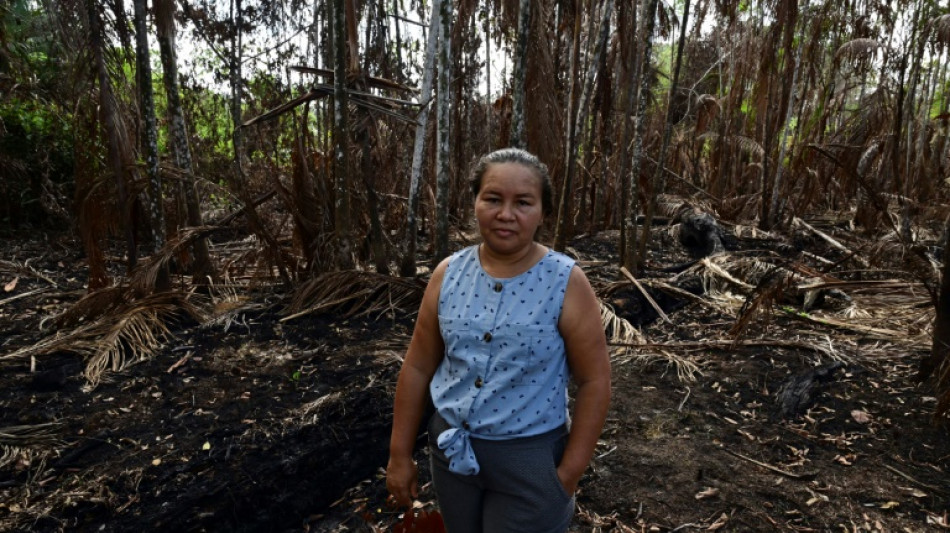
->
xmin=229 ymin=0 xmax=246 ymax=186
xmin=510 ymin=0 xmax=531 ymax=149
xmin=638 ymin=0 xmax=691 ymax=262
xmin=623 ymin=0 xmax=660 ymax=271
xmin=132 ymin=0 xmax=165 ymax=254
xmin=617 ymin=0 xmax=638 ymax=258
xmin=485 ymin=1 xmax=492 ymax=149
xmin=556 ymin=0 xmax=614 ymax=249
xmin=87 ymin=0 xmax=138 ymax=274
xmin=332 ymin=0 xmax=353 ymax=268
xmin=155 ymin=0 xmax=214 ymax=283
xmin=399 ymin=0 xmax=442 ymax=277
xmin=133 ymin=0 xmax=169 ymax=290
xmin=769 ymin=2 xmax=806 ymax=227
xmin=433 ymin=0 xmax=453 ymax=264
xmin=552 ymin=0 xmax=583 ymax=251
xmin=361 ymin=130 xmax=390 ymax=275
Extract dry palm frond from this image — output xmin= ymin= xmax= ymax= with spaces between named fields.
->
xmin=857 ymin=141 xmax=882 ymax=177
xmin=931 ymin=14 xmax=950 ymax=45
xmin=600 ymin=302 xmax=701 ymax=381
xmin=54 ymin=286 xmax=128 ymax=328
xmin=0 ymin=422 xmax=63 ymax=469
xmin=694 ymin=93 xmax=720 ymax=134
xmin=284 ymin=271 xmax=426 ymax=322
xmin=78 ymin=293 xmax=205 ymax=385
xmin=697 ymin=133 xmax=764 ymax=160
xmin=130 ymin=225 xmax=224 ymax=294
xmin=835 ymin=38 xmax=881 ymax=63
xmin=3 ymin=291 xmax=205 ymax=387
xmin=600 ymin=301 xmax=646 ymax=346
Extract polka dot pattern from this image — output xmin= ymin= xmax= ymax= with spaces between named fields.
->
xmin=430 ymin=245 xmax=574 ymax=475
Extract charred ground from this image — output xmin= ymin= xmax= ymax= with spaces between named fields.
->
xmin=1 ymin=222 xmax=949 ymax=532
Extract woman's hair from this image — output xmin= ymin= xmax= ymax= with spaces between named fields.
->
xmin=468 ymin=148 xmax=553 ymax=216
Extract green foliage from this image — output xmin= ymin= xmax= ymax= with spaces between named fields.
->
xmin=0 ymin=0 xmax=75 ymax=230
xmin=0 ymin=97 xmax=75 ymax=229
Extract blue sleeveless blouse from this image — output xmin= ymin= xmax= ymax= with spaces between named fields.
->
xmin=431 ymin=245 xmax=575 ymax=475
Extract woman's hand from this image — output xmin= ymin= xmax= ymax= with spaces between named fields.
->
xmin=386 ymin=455 xmax=419 ymax=508
xmin=556 ymin=464 xmax=581 ymax=495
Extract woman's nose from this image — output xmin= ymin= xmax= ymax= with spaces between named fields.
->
xmin=496 ymin=203 xmax=515 ymax=219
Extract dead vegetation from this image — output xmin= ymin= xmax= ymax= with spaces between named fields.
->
xmin=2 ymin=206 xmax=949 ymax=531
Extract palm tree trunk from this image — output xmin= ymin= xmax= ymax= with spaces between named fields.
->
xmin=768 ymin=0 xmax=806 ymax=228
xmin=155 ymin=0 xmax=214 ymax=283
xmin=132 ymin=0 xmax=165 ymax=255
xmin=331 ymin=0 xmax=353 ymax=268
xmin=433 ymin=0 xmax=453 ymax=264
xmin=87 ymin=0 xmax=138 ymax=274
xmin=617 ymin=0 xmax=638 ymax=258
xmin=623 ymin=0 xmax=659 ymax=271
xmin=552 ymin=0 xmax=582 ymax=251
xmin=555 ymin=0 xmax=614 ymax=250
xmin=510 ymin=0 xmax=531 ymax=149
xmin=638 ymin=0 xmax=691 ymax=260
xmin=133 ymin=0 xmax=170 ymax=290
xmin=399 ymin=0 xmax=442 ymax=277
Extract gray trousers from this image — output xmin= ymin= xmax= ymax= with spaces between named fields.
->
xmin=428 ymin=413 xmax=575 ymax=533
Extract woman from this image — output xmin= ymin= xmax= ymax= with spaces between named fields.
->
xmin=387 ymin=148 xmax=611 ymax=533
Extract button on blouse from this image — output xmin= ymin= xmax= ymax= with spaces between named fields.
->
xmin=430 ymin=245 xmax=575 ymax=475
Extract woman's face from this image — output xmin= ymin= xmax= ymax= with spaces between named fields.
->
xmin=474 ymin=162 xmax=544 ymax=256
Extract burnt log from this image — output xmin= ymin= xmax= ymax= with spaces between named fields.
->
xmin=774 ymin=361 xmax=845 ymax=419
xmin=675 ymin=207 xmax=727 ymax=259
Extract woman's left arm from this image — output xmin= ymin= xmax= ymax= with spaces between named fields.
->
xmin=557 ymin=265 xmax=612 ymax=494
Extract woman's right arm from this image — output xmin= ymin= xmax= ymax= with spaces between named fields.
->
xmin=386 ymin=259 xmax=449 ymax=508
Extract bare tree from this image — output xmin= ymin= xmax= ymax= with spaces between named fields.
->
xmin=433 ymin=0 xmax=453 ymax=264
xmin=132 ymin=0 xmax=165 ymax=255
xmin=400 ymin=0 xmax=442 ymax=277
xmin=86 ymin=0 xmax=138 ymax=276
xmin=331 ymin=0 xmax=353 ymax=268
xmin=623 ymin=0 xmax=660 ymax=272
xmin=155 ymin=0 xmax=214 ymax=282
xmin=554 ymin=0 xmax=614 ymax=250
xmin=510 ymin=0 xmax=531 ymax=149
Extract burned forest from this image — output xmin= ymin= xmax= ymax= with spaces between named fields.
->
xmin=2 ymin=0 xmax=950 ymax=531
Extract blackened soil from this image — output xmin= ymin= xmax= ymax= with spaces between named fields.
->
xmin=1 ymin=228 xmax=949 ymax=532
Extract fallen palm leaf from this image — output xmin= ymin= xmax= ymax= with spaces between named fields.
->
xmin=0 ymin=422 xmax=63 ymax=469
xmin=2 ymin=291 xmax=205 ymax=387
xmin=284 ymin=271 xmax=425 ymax=321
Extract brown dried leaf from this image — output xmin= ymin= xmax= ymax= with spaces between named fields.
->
xmin=4 ymin=277 xmax=17 ymax=292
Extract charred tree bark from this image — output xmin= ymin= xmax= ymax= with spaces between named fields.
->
xmin=133 ymin=0 xmax=170 ymax=291
xmin=132 ymin=0 xmax=165 ymax=254
xmin=331 ymin=0 xmax=354 ymax=269
xmin=617 ymin=0 xmax=638 ymax=261
xmin=433 ymin=0 xmax=453 ymax=265
xmin=155 ymin=0 xmax=215 ymax=283
xmin=399 ymin=0 xmax=441 ymax=277
xmin=552 ymin=0 xmax=582 ymax=252
xmin=622 ymin=0 xmax=659 ymax=272
xmin=87 ymin=0 xmax=138 ymax=275
xmin=556 ymin=0 xmax=613 ymax=249
xmin=510 ymin=0 xmax=530 ymax=149
xmin=638 ymin=0 xmax=691 ymax=262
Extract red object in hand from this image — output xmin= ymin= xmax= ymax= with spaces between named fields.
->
xmin=392 ymin=509 xmax=445 ymax=533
